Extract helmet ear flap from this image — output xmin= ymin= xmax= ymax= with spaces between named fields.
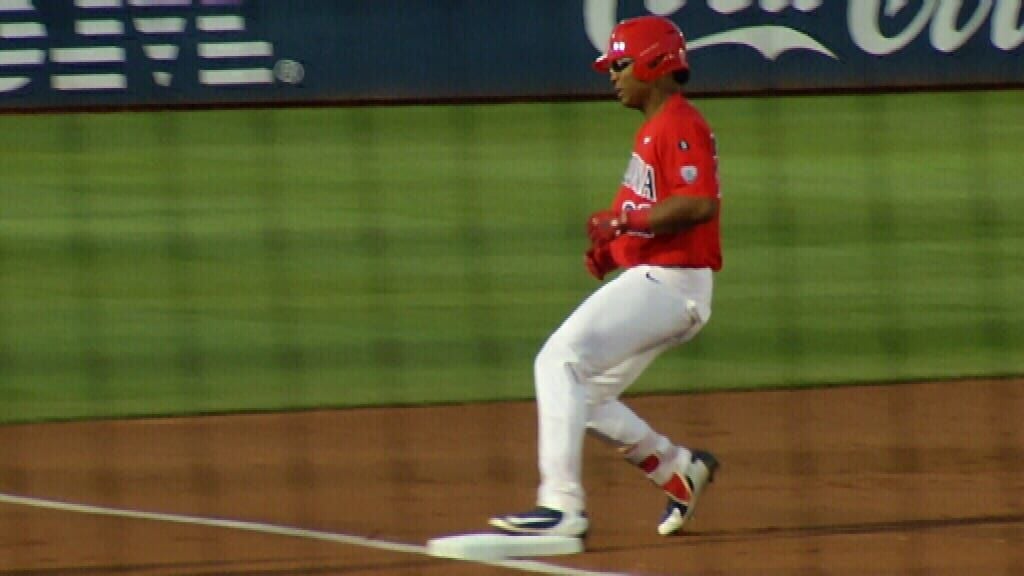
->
xmin=634 ymin=54 xmax=664 ymax=82
xmin=635 ymin=52 xmax=671 ymax=82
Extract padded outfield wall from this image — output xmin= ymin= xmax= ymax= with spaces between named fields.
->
xmin=0 ymin=0 xmax=1023 ymax=110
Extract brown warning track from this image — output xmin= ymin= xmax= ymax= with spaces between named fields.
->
xmin=1 ymin=378 xmax=1022 ymax=575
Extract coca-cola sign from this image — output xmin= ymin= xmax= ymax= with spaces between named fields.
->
xmin=0 ymin=1 xmax=1020 ymax=110
xmin=850 ymin=0 xmax=1023 ymax=54
xmin=585 ymin=0 xmax=1024 ymax=59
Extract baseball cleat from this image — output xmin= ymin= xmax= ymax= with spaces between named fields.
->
xmin=489 ymin=506 xmax=589 ymax=538
xmin=657 ymin=450 xmax=719 ymax=536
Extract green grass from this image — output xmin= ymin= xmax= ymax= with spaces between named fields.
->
xmin=1 ymin=91 xmax=1022 ymax=423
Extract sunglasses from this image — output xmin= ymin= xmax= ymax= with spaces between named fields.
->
xmin=609 ymin=58 xmax=634 ymax=73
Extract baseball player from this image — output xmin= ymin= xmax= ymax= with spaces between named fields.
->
xmin=489 ymin=15 xmax=721 ymax=539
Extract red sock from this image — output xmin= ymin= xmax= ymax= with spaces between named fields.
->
xmin=638 ymin=454 xmax=660 ymax=474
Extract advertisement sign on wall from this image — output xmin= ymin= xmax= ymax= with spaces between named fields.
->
xmin=0 ymin=0 xmax=1021 ymax=109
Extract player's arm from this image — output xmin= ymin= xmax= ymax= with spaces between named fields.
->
xmin=637 ymin=123 xmax=719 ymax=234
xmin=589 ymin=195 xmax=716 ymax=241
xmin=628 ymin=194 xmax=717 ymax=235
xmin=588 ymin=124 xmax=719 ymax=241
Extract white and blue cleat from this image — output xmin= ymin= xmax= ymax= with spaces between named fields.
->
xmin=489 ymin=506 xmax=589 ymax=538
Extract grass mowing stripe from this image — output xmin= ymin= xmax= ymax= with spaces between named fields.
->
xmin=0 ymin=91 xmax=1021 ymax=422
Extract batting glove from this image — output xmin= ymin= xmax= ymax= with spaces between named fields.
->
xmin=587 ymin=210 xmax=623 ymax=244
xmin=584 ymin=242 xmax=618 ymax=281
xmin=588 ymin=208 xmax=652 ymax=244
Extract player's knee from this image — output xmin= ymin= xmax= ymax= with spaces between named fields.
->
xmin=535 ymin=338 xmax=572 ymax=376
xmin=535 ymin=336 xmax=599 ymax=381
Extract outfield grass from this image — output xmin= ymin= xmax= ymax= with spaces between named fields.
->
xmin=1 ymin=91 xmax=1022 ymax=423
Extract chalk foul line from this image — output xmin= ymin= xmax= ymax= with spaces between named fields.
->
xmin=0 ymin=491 xmax=628 ymax=576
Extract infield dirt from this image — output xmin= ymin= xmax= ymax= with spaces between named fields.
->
xmin=1 ymin=378 xmax=1022 ymax=575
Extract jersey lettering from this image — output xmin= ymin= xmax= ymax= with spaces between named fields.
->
xmin=622 ymin=153 xmax=657 ymax=201
xmin=620 ymin=200 xmax=654 ymax=238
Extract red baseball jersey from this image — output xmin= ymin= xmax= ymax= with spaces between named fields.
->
xmin=609 ymin=93 xmax=722 ymax=271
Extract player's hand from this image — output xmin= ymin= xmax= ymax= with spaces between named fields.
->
xmin=584 ymin=243 xmax=617 ymax=281
xmin=587 ymin=210 xmax=624 ymax=244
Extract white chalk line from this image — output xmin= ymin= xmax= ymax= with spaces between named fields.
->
xmin=0 ymin=492 xmax=628 ymax=576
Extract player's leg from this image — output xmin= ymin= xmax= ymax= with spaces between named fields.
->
xmin=586 ymin=348 xmax=709 ymax=512
xmin=534 ymin=267 xmax=706 ymax=511
xmin=582 ymin=272 xmax=717 ymax=535
xmin=491 ymin=266 xmax=703 ymax=536
xmin=487 ymin=264 xmax=712 ymax=532
xmin=485 ymin=264 xmax=696 ymax=532
xmin=583 ymin=273 xmax=704 ymax=458
xmin=589 ymin=391 xmax=718 ymax=536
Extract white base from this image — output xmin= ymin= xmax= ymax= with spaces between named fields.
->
xmin=427 ymin=533 xmax=583 ymax=560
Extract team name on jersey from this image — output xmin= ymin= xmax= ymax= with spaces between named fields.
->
xmin=622 ymin=153 xmax=657 ymax=202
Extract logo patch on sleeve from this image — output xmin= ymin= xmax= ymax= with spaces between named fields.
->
xmin=681 ymin=165 xmax=698 ymax=184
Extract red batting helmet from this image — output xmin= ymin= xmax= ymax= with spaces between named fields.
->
xmin=593 ymin=15 xmax=689 ymax=82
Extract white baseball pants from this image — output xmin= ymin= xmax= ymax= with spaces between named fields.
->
xmin=534 ymin=265 xmax=712 ymax=514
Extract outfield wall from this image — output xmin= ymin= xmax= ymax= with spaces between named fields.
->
xmin=1 ymin=0 xmax=1022 ymax=110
